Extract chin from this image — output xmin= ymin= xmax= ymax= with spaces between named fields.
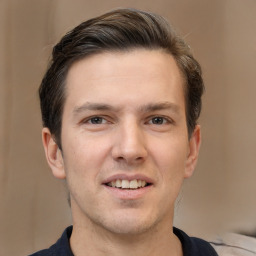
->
xmin=104 ymin=222 xmax=154 ymax=235
xmin=94 ymin=210 xmax=159 ymax=236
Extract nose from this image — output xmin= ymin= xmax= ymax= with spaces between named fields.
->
xmin=111 ymin=121 xmax=148 ymax=165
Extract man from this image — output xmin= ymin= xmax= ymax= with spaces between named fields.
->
xmin=30 ymin=8 xmax=218 ymax=256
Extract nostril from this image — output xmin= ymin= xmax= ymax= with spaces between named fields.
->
xmin=111 ymin=134 xmax=148 ymax=163
xmin=114 ymin=155 xmax=145 ymax=164
xmin=116 ymin=156 xmax=125 ymax=161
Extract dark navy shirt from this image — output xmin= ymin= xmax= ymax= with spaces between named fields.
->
xmin=29 ymin=226 xmax=218 ymax=256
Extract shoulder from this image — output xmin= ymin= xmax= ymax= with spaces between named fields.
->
xmin=173 ymin=227 xmax=218 ymax=256
xmin=28 ymin=226 xmax=73 ymax=256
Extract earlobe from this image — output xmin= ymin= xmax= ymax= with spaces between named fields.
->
xmin=42 ymin=128 xmax=66 ymax=179
xmin=184 ymin=125 xmax=201 ymax=178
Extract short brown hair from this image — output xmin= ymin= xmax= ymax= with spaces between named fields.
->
xmin=39 ymin=8 xmax=204 ymax=148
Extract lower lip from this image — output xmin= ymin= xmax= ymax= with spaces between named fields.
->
xmin=103 ymin=185 xmax=153 ymax=200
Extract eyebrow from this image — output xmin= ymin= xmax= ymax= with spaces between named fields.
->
xmin=73 ymin=101 xmax=180 ymax=115
xmin=73 ymin=102 xmax=117 ymax=115
xmin=139 ymin=102 xmax=180 ymax=113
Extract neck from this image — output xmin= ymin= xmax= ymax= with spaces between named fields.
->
xmin=70 ymin=218 xmax=182 ymax=256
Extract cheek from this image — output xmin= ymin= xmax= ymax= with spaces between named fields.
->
xmin=62 ymin=141 xmax=99 ymax=203
xmin=62 ymin=133 xmax=112 ymax=179
xmin=149 ymin=136 xmax=188 ymax=179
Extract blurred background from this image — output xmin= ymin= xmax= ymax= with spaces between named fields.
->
xmin=0 ymin=0 xmax=255 ymax=255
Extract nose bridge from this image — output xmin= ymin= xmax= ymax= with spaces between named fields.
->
xmin=112 ymin=116 xmax=147 ymax=163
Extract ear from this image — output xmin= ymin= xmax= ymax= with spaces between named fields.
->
xmin=42 ymin=127 xmax=66 ymax=179
xmin=184 ymin=125 xmax=201 ymax=178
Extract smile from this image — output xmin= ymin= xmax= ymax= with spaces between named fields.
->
xmin=106 ymin=179 xmax=148 ymax=189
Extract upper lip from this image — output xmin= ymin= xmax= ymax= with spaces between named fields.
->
xmin=102 ymin=174 xmax=154 ymax=185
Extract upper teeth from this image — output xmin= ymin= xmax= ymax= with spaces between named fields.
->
xmin=107 ymin=179 xmax=147 ymax=189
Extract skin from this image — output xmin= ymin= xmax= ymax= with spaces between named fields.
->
xmin=42 ymin=49 xmax=201 ymax=256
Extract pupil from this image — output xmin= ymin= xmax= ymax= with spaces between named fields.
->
xmin=152 ymin=117 xmax=163 ymax=124
xmin=91 ymin=117 xmax=102 ymax=124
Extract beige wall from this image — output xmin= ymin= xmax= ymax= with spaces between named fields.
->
xmin=0 ymin=0 xmax=255 ymax=255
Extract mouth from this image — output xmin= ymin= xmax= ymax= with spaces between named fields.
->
xmin=105 ymin=179 xmax=151 ymax=190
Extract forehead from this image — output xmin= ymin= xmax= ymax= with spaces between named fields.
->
xmin=64 ymin=49 xmax=185 ymax=113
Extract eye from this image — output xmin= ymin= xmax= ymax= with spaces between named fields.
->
xmin=149 ymin=116 xmax=168 ymax=125
xmin=87 ymin=116 xmax=107 ymax=124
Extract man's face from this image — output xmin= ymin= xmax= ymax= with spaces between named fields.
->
xmin=43 ymin=49 xmax=200 ymax=235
